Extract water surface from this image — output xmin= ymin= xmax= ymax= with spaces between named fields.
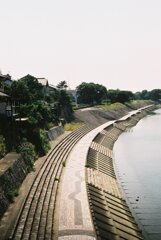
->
xmin=113 ymin=109 xmax=161 ymax=240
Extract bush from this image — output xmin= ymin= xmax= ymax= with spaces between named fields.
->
xmin=7 ymin=188 xmax=19 ymax=203
xmin=18 ymin=139 xmax=36 ymax=170
xmin=37 ymin=129 xmax=51 ymax=155
xmin=64 ymin=122 xmax=84 ymax=131
xmin=0 ymin=135 xmax=6 ymax=159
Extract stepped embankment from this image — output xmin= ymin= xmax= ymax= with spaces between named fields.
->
xmin=86 ymin=104 xmax=156 ymax=239
xmin=74 ymin=100 xmax=154 ymax=128
xmin=0 ymin=101 xmax=158 ymax=239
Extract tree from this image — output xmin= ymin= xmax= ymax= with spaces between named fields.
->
xmin=149 ymin=89 xmax=161 ymax=101
xmin=94 ymin=84 xmax=108 ymax=104
xmin=134 ymin=91 xmax=141 ymax=100
xmin=57 ymin=80 xmax=68 ymax=90
xmin=8 ymin=80 xmax=31 ymax=104
xmin=116 ymin=90 xmax=134 ymax=103
xmin=27 ymin=100 xmax=54 ymax=128
xmin=107 ymin=89 xmax=134 ymax=103
xmin=76 ymin=82 xmax=107 ymax=105
xmin=140 ymin=90 xmax=149 ymax=100
xmin=54 ymin=83 xmax=73 ymax=122
xmin=8 ymin=75 xmax=43 ymax=104
xmin=106 ymin=89 xmax=120 ymax=103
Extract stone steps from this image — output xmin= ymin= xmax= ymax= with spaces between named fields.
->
xmin=86 ymin=115 xmax=146 ymax=239
xmin=10 ymin=125 xmax=93 ymax=240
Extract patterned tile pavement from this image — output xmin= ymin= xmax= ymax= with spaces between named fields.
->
xmin=58 ymin=121 xmax=115 ymax=239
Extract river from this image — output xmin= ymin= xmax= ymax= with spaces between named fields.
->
xmin=113 ymin=109 xmax=161 ymax=240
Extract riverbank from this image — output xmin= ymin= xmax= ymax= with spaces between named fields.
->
xmin=114 ymin=107 xmax=161 ymax=240
xmin=86 ymin=104 xmax=156 ymax=239
xmin=0 ymin=102 xmax=157 ymax=239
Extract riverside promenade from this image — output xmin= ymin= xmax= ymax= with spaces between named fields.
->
xmin=58 ymin=107 xmax=151 ymax=239
xmin=0 ymin=105 xmax=154 ymax=240
xmin=58 ymin=121 xmax=115 ymax=240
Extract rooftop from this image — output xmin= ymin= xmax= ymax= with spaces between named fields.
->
xmin=37 ymin=78 xmax=49 ymax=86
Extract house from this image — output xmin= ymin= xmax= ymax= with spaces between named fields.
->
xmin=37 ymin=78 xmax=57 ymax=95
xmin=37 ymin=77 xmax=50 ymax=96
xmin=0 ymin=73 xmax=12 ymax=92
xmin=0 ymin=73 xmax=10 ymax=116
xmin=0 ymin=73 xmax=18 ymax=117
xmin=0 ymin=92 xmax=9 ymax=115
xmin=19 ymin=75 xmax=57 ymax=97
xmin=48 ymin=84 xmax=57 ymax=94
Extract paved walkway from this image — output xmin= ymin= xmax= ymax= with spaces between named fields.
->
xmin=58 ymin=107 xmax=151 ymax=239
xmin=58 ymin=121 xmax=115 ymax=240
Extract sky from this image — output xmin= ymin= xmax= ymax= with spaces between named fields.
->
xmin=0 ymin=0 xmax=161 ymax=92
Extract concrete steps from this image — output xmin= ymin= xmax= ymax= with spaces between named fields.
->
xmin=86 ymin=114 xmax=147 ymax=239
xmin=10 ymin=125 xmax=93 ymax=240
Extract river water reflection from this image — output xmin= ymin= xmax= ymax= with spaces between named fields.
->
xmin=113 ymin=109 xmax=161 ymax=240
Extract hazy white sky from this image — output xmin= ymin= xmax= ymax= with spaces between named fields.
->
xmin=1 ymin=0 xmax=161 ymax=92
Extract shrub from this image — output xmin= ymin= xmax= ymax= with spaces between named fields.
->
xmin=0 ymin=135 xmax=6 ymax=159
xmin=18 ymin=139 xmax=36 ymax=170
xmin=64 ymin=122 xmax=84 ymax=131
xmin=37 ymin=129 xmax=51 ymax=155
xmin=62 ymin=161 xmax=66 ymax=167
xmin=7 ymin=188 xmax=19 ymax=203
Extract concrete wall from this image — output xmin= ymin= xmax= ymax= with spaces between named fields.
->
xmin=0 ymin=154 xmax=30 ymax=219
xmin=47 ymin=125 xmax=64 ymax=141
xmin=0 ymin=126 xmax=64 ymax=219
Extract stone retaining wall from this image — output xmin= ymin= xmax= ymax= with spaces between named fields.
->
xmin=47 ymin=126 xmax=64 ymax=141
xmin=0 ymin=125 xmax=64 ymax=220
xmin=0 ymin=153 xmax=30 ymax=219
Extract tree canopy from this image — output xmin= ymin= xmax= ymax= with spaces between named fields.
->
xmin=106 ymin=89 xmax=134 ymax=103
xmin=134 ymin=89 xmax=161 ymax=101
xmin=6 ymin=75 xmax=43 ymax=104
xmin=76 ymin=82 xmax=107 ymax=105
xmin=55 ymin=81 xmax=73 ymax=122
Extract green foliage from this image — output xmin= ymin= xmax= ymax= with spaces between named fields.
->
xmin=56 ymin=80 xmax=68 ymax=90
xmin=27 ymin=100 xmax=53 ymax=128
xmin=116 ymin=90 xmax=134 ymax=103
xmin=37 ymin=129 xmax=51 ymax=155
xmin=134 ymin=89 xmax=161 ymax=101
xmin=76 ymin=82 xmax=107 ymax=105
xmin=7 ymin=188 xmax=19 ymax=203
xmin=96 ymin=102 xmax=125 ymax=110
xmin=64 ymin=122 xmax=84 ymax=131
xmin=0 ymin=135 xmax=6 ymax=158
xmin=149 ymin=89 xmax=161 ymax=101
xmin=52 ymin=85 xmax=74 ymax=123
xmin=18 ymin=139 xmax=36 ymax=170
xmin=62 ymin=161 xmax=66 ymax=167
xmin=106 ymin=89 xmax=134 ymax=103
xmin=7 ymin=75 xmax=43 ymax=104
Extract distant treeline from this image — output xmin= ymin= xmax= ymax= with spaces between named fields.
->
xmin=1 ymin=77 xmax=161 ymax=158
xmin=76 ymin=82 xmax=161 ymax=104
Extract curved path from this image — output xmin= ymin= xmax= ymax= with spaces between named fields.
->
xmin=0 ymin=105 xmax=153 ymax=240
xmin=58 ymin=106 xmax=154 ymax=239
xmin=58 ymin=121 xmax=115 ymax=239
